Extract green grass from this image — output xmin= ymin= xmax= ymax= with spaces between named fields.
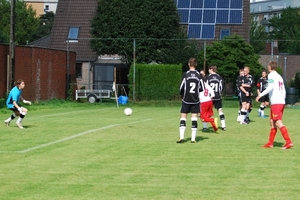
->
xmin=0 ymin=101 xmax=300 ymax=199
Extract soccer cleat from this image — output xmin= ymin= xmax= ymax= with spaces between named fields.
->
xmin=240 ymin=121 xmax=248 ymax=125
xmin=221 ymin=127 xmax=226 ymax=131
xmin=4 ymin=120 xmax=10 ymax=127
xmin=261 ymin=115 xmax=267 ymax=118
xmin=191 ymin=140 xmax=196 ymax=143
xmin=282 ymin=143 xmax=293 ymax=150
xmin=202 ymin=128 xmax=208 ymax=131
xmin=16 ymin=122 xmax=24 ymax=129
xmin=261 ymin=143 xmax=273 ymax=148
xmin=176 ymin=139 xmax=184 ymax=143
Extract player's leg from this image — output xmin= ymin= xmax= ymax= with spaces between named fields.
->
xmin=273 ymin=105 xmax=293 ymax=149
xmin=213 ymin=100 xmax=226 ymax=130
xmin=262 ymin=118 xmax=276 ymax=148
xmin=190 ymin=104 xmax=200 ymax=143
xmin=4 ymin=107 xmax=20 ymax=127
xmin=239 ymin=94 xmax=248 ymax=124
xmin=200 ymin=103 xmax=208 ymax=131
xmin=16 ymin=107 xmax=28 ymax=129
xmin=177 ymin=103 xmax=189 ymax=143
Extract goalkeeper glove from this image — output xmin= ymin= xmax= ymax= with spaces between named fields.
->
xmin=23 ymin=100 xmax=32 ymax=105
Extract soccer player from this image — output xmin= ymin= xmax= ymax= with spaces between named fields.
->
xmin=238 ymin=66 xmax=255 ymax=124
xmin=207 ymin=65 xmax=226 ymax=130
xmin=256 ymin=70 xmax=269 ymax=117
xmin=4 ymin=79 xmax=31 ymax=129
xmin=256 ymin=61 xmax=293 ymax=149
xmin=177 ymin=58 xmax=204 ymax=143
xmin=236 ymin=68 xmax=244 ymax=122
xmin=199 ymin=81 xmax=218 ymax=133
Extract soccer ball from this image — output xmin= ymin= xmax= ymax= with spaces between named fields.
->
xmin=124 ymin=108 xmax=132 ymax=116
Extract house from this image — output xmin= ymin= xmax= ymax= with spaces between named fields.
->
xmin=24 ymin=0 xmax=58 ymax=16
xmin=46 ymin=0 xmax=128 ymax=93
xmin=33 ymin=0 xmax=251 ymax=95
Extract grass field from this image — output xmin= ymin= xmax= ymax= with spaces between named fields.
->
xmin=0 ymin=101 xmax=299 ymax=200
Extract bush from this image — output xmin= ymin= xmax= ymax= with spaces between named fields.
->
xmin=128 ymin=63 xmax=182 ymax=101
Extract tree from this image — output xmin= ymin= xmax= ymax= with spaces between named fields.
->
xmin=90 ymin=0 xmax=195 ymax=65
xmin=0 ymin=0 xmax=39 ymax=45
xmin=31 ymin=11 xmax=55 ymax=41
xmin=197 ymin=35 xmax=264 ymax=83
xmin=250 ymin=15 xmax=268 ymax=54
xmin=269 ymin=6 xmax=300 ymax=54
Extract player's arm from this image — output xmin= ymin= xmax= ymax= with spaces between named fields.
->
xmin=20 ymin=95 xmax=32 ymax=105
xmin=256 ymin=79 xmax=274 ymax=102
xmin=256 ymin=81 xmax=261 ymax=95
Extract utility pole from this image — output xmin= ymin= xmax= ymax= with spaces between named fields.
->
xmin=7 ymin=0 xmax=16 ymax=92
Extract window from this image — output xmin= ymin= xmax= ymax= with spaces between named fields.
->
xmin=220 ymin=29 xmax=230 ymax=40
xmin=67 ymin=27 xmax=80 ymax=41
xmin=45 ymin=5 xmax=49 ymax=11
xmin=76 ymin=63 xmax=82 ymax=78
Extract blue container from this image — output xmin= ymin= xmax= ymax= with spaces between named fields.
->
xmin=118 ymin=95 xmax=128 ymax=104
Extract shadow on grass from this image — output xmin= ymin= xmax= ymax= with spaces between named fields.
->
xmin=200 ymin=127 xmax=217 ymax=133
xmin=273 ymin=141 xmax=284 ymax=148
xmin=185 ymin=136 xmax=209 ymax=142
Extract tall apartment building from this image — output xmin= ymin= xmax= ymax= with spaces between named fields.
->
xmin=24 ymin=0 xmax=58 ymax=15
xmin=251 ymin=0 xmax=300 ymax=26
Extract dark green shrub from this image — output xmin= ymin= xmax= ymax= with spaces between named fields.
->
xmin=128 ymin=64 xmax=182 ymax=101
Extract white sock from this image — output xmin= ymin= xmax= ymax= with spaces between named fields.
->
xmin=203 ymin=122 xmax=207 ymax=129
xmin=191 ymin=128 xmax=197 ymax=141
xmin=179 ymin=127 xmax=185 ymax=139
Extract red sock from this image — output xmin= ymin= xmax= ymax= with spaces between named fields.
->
xmin=279 ymin=126 xmax=292 ymax=144
xmin=268 ymin=128 xmax=277 ymax=144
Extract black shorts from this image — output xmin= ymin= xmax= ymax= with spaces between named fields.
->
xmin=240 ymin=93 xmax=251 ymax=103
xmin=212 ymin=99 xmax=222 ymax=110
xmin=180 ymin=102 xmax=200 ymax=114
xmin=9 ymin=105 xmax=20 ymax=112
xmin=259 ymin=95 xmax=269 ymax=102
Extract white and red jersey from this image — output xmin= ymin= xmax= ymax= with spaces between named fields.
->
xmin=199 ymin=83 xmax=215 ymax=103
xmin=260 ymin=71 xmax=286 ymax=105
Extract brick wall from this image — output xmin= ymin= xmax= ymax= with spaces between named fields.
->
xmin=0 ymin=45 xmax=76 ymax=101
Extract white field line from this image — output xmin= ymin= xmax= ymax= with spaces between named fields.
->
xmin=10 ymin=119 xmax=152 ymax=154
xmin=27 ymin=108 xmax=112 ymax=121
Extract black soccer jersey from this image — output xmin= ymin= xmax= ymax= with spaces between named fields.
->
xmin=256 ymin=77 xmax=268 ymax=93
xmin=240 ymin=74 xmax=255 ymax=92
xmin=180 ymin=70 xmax=204 ymax=104
xmin=207 ymin=73 xmax=224 ymax=100
xmin=236 ymin=75 xmax=244 ymax=95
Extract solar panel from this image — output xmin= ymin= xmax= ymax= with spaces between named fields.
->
xmin=202 ymin=24 xmax=215 ymax=39
xmin=216 ymin=10 xmax=229 ymax=24
xmin=230 ymin=0 xmax=243 ymax=9
xmin=177 ymin=0 xmax=190 ymax=8
xmin=229 ymin=10 xmax=242 ymax=24
xmin=188 ymin=24 xmax=201 ymax=38
xmin=190 ymin=0 xmax=203 ymax=8
xmin=217 ymin=0 xmax=230 ymax=8
xmin=203 ymin=10 xmax=215 ymax=23
xmin=178 ymin=9 xmax=190 ymax=23
xmin=203 ymin=0 xmax=216 ymax=8
xmin=175 ymin=0 xmax=243 ymax=39
xmin=189 ymin=10 xmax=202 ymax=23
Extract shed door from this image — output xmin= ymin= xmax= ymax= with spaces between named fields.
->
xmin=93 ymin=65 xmax=114 ymax=90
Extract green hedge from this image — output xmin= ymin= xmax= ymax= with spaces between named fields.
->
xmin=128 ymin=64 xmax=182 ymax=101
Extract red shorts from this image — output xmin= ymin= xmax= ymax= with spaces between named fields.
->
xmin=200 ymin=101 xmax=214 ymax=121
xmin=270 ymin=104 xmax=285 ymax=121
